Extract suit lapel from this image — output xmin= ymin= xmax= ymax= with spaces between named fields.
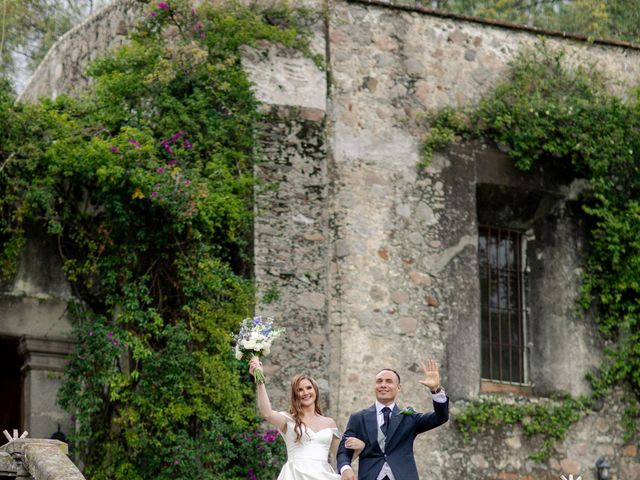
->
xmin=364 ymin=405 xmax=378 ymax=445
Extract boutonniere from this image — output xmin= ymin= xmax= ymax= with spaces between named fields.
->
xmin=399 ymin=406 xmax=415 ymax=415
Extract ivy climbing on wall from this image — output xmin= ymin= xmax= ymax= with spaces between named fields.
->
xmin=423 ymin=44 xmax=640 ymax=458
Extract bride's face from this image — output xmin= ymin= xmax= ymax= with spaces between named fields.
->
xmin=296 ymin=378 xmax=317 ymax=406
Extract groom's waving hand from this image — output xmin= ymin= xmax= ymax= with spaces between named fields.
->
xmin=419 ymin=359 xmax=443 ymax=394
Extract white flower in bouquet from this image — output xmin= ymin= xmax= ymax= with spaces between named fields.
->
xmin=232 ymin=315 xmax=285 ymax=383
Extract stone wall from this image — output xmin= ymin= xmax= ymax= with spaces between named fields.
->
xmin=0 ymin=231 xmax=74 ymax=439
xmin=254 ymin=104 xmax=331 ymax=397
xmin=18 ymin=0 xmax=143 ymax=102
xmin=15 ymin=1 xmax=640 ymax=479
xmin=0 ymin=438 xmax=85 ymax=479
xmin=321 ymin=3 xmax=640 ymax=478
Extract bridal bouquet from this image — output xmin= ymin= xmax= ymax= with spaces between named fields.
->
xmin=233 ymin=315 xmax=285 ymax=383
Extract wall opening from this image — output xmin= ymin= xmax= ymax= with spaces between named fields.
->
xmin=0 ymin=336 xmax=23 ymax=433
xmin=478 ymin=225 xmax=526 ymax=384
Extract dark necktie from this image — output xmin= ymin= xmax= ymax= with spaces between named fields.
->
xmin=381 ymin=407 xmax=391 ymax=436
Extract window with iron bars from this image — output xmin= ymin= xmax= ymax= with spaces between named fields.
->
xmin=478 ymin=226 xmax=527 ymax=384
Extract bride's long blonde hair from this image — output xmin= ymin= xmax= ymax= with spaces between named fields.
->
xmin=288 ymin=374 xmax=323 ymax=442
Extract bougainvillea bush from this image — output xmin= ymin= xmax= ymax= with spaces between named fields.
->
xmin=0 ymin=0 xmax=312 ymax=477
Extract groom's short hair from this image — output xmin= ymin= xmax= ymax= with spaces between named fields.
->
xmin=377 ymin=368 xmax=401 ymax=384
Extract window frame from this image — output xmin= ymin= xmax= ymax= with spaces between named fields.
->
xmin=478 ymin=225 xmax=530 ymax=390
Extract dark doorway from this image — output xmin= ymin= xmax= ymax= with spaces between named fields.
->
xmin=0 ymin=336 xmax=23 ymax=434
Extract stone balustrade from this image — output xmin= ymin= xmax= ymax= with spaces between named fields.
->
xmin=0 ymin=439 xmax=84 ymax=479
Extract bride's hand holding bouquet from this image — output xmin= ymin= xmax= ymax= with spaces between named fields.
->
xmin=233 ymin=315 xmax=285 ymax=384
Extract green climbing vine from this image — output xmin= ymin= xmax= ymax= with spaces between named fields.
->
xmin=0 ymin=0 xmax=319 ymax=478
xmin=456 ymin=396 xmax=590 ymax=462
xmin=423 ymin=43 xmax=640 ymax=456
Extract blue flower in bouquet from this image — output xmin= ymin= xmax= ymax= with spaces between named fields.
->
xmin=233 ymin=315 xmax=285 ymax=360
xmin=233 ymin=315 xmax=285 ymax=383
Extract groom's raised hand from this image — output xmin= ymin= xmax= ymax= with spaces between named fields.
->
xmin=418 ymin=359 xmax=441 ymax=392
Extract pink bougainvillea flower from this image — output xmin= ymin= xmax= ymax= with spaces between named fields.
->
xmin=157 ymin=167 xmax=166 ymax=173
xmin=113 ymin=339 xmax=120 ymax=346
xmin=158 ymin=2 xmax=170 ymax=10
xmin=263 ymin=430 xmax=278 ymax=443
xmin=170 ymin=131 xmax=185 ymax=141
xmin=167 ymin=159 xmax=177 ymax=165
xmin=183 ymin=140 xmax=193 ymax=149
xmin=149 ymin=191 xmax=159 ymax=198
xmin=128 ymin=138 xmax=141 ymax=148
xmin=111 ymin=146 xmax=119 ymax=153
xmin=88 ymin=331 xmax=94 ymax=337
xmin=160 ymin=140 xmax=173 ymax=155
xmin=151 ymin=11 xmax=157 ymax=16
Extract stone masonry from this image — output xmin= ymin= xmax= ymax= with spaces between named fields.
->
xmin=0 ymin=438 xmax=85 ymax=479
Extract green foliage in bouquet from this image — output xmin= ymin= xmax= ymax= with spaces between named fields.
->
xmin=424 ymin=43 xmax=640 ymax=450
xmin=0 ymin=0 xmax=317 ymax=477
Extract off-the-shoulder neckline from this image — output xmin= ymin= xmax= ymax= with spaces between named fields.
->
xmin=281 ymin=413 xmax=339 ymax=434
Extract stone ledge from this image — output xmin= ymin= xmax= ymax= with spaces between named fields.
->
xmin=18 ymin=337 xmax=74 ymax=372
xmin=0 ymin=439 xmax=85 ymax=480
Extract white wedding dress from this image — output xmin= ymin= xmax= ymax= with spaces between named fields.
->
xmin=277 ymin=414 xmax=341 ymax=480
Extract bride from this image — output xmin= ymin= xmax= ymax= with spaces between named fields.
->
xmin=249 ymin=358 xmax=364 ymax=479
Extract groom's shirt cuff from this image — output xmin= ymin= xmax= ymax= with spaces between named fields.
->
xmin=340 ymin=465 xmax=353 ymax=474
xmin=431 ymin=389 xmax=447 ymax=403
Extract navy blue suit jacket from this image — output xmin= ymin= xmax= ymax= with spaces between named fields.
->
xmin=336 ymin=398 xmax=449 ymax=480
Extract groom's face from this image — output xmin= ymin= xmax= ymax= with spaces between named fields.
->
xmin=374 ymin=370 xmax=401 ymax=405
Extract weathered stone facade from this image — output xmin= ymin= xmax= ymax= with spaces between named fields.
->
xmin=18 ymin=0 xmax=142 ymax=102
xmin=10 ymin=0 xmax=640 ymax=479
xmin=0 ymin=231 xmax=74 ymax=440
xmin=0 ymin=438 xmax=85 ymax=479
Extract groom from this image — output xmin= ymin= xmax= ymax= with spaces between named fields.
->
xmin=337 ymin=360 xmax=449 ymax=480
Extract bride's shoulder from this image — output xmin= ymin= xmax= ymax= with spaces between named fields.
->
xmin=321 ymin=415 xmax=338 ymax=429
xmin=321 ymin=416 xmax=340 ymax=438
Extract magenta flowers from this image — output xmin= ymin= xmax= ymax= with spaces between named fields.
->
xmin=160 ymin=130 xmax=192 ymax=156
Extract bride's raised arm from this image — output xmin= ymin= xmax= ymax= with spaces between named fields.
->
xmin=249 ymin=357 xmax=287 ymax=432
